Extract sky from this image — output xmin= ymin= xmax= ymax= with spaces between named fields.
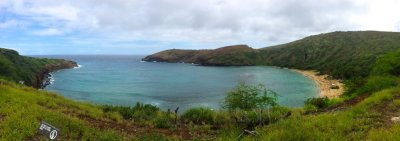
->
xmin=0 ymin=0 xmax=400 ymax=55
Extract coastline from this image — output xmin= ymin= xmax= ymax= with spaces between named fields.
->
xmin=292 ymin=69 xmax=344 ymax=99
xmin=37 ymin=60 xmax=78 ymax=89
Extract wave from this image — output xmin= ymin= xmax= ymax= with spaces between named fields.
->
xmin=74 ymin=64 xmax=83 ymax=69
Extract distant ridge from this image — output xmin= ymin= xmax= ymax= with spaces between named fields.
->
xmin=142 ymin=44 xmax=255 ymax=66
xmin=143 ymin=31 xmax=400 ymax=79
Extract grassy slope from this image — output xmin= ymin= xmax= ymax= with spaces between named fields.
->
xmin=214 ymin=86 xmax=400 ymax=140
xmin=3 ymin=78 xmax=400 ymax=140
xmin=0 ymin=80 xmax=125 ymax=140
xmin=0 ymin=80 xmax=214 ymax=140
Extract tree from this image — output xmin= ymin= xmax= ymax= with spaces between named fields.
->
xmin=223 ymin=82 xmax=278 ymax=111
xmin=223 ymin=82 xmax=278 ymax=126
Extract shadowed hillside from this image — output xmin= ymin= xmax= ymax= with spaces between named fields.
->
xmin=0 ymin=48 xmax=77 ymax=88
xmin=142 ymin=44 xmax=255 ymax=66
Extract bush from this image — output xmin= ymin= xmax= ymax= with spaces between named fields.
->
xmin=223 ymin=82 xmax=277 ymax=111
xmin=102 ymin=102 xmax=160 ymax=120
xmin=371 ymin=48 xmax=400 ymax=76
xmin=231 ymin=106 xmax=292 ymax=126
xmin=359 ymin=76 xmax=399 ymax=94
xmin=303 ymin=103 xmax=318 ymax=113
xmin=304 ymin=97 xmax=330 ymax=109
xmin=182 ymin=107 xmax=215 ymax=124
xmin=153 ymin=113 xmax=172 ymax=128
xmin=213 ymin=112 xmax=231 ymax=126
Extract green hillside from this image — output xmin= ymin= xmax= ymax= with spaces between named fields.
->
xmin=145 ymin=31 xmax=400 ymax=79
xmin=0 ymin=48 xmax=77 ymax=88
xmin=142 ymin=44 xmax=255 ymax=66
xmin=257 ymin=31 xmax=400 ymax=79
xmin=2 ymin=31 xmax=400 ymax=140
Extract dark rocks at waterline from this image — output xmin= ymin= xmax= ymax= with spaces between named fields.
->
xmin=40 ymin=73 xmax=53 ymax=89
xmin=36 ymin=60 xmax=78 ymax=89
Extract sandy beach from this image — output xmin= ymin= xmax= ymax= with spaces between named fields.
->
xmin=293 ymin=69 xmax=344 ymax=99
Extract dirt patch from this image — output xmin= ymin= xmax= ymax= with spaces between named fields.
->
xmin=0 ymin=114 xmax=5 ymax=122
xmin=76 ymin=114 xmax=198 ymax=140
xmin=325 ymin=94 xmax=370 ymax=112
xmin=369 ymin=95 xmax=400 ymax=128
xmin=37 ymin=99 xmax=216 ymax=140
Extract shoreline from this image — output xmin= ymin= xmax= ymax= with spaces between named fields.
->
xmin=292 ymin=69 xmax=344 ymax=99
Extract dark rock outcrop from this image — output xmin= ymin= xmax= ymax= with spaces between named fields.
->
xmin=35 ymin=60 xmax=78 ymax=88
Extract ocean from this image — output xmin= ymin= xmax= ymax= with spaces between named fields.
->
xmin=38 ymin=55 xmax=318 ymax=112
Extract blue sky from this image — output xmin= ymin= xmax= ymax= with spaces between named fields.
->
xmin=1 ymin=0 xmax=400 ymax=55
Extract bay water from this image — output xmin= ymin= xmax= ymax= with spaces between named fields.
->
xmin=39 ymin=55 xmax=318 ymax=112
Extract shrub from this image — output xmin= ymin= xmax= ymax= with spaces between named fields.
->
xmin=105 ymin=111 xmax=123 ymax=123
xmin=132 ymin=102 xmax=160 ymax=120
xmin=223 ymin=82 xmax=277 ymax=111
xmin=101 ymin=102 xmax=160 ymax=120
xmin=153 ymin=113 xmax=172 ymax=128
xmin=303 ymin=103 xmax=318 ymax=113
xmin=182 ymin=107 xmax=215 ymax=124
xmin=304 ymin=97 xmax=330 ymax=109
xmin=213 ymin=111 xmax=231 ymax=126
xmin=358 ymin=76 xmax=399 ymax=94
xmin=371 ymin=48 xmax=400 ymax=76
xmin=230 ymin=106 xmax=291 ymax=127
xmin=393 ymin=99 xmax=400 ymax=107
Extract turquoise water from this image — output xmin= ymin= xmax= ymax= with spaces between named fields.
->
xmin=40 ymin=55 xmax=318 ymax=111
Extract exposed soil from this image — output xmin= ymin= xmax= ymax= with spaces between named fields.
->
xmin=0 ymin=114 xmax=4 ymax=123
xmin=369 ymin=95 xmax=400 ymax=128
xmin=325 ymin=94 xmax=370 ymax=112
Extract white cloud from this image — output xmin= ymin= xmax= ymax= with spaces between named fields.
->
xmin=31 ymin=28 xmax=63 ymax=36
xmin=0 ymin=20 xmax=18 ymax=28
xmin=1 ymin=0 xmax=400 ymax=51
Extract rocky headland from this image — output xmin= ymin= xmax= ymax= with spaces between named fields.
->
xmin=142 ymin=44 xmax=255 ymax=66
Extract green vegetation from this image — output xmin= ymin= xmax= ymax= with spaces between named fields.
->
xmin=102 ymin=103 xmax=160 ymax=120
xmin=182 ymin=107 xmax=215 ymax=124
xmin=3 ymin=31 xmax=400 ymax=140
xmin=255 ymin=31 xmax=400 ymax=79
xmin=223 ymin=82 xmax=277 ymax=111
xmin=131 ymin=31 xmax=400 ymax=140
xmin=145 ymin=31 xmax=400 ymax=79
xmin=0 ymin=48 xmax=76 ymax=87
xmin=0 ymin=80 xmax=123 ymax=140
xmin=303 ymin=97 xmax=331 ymax=112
